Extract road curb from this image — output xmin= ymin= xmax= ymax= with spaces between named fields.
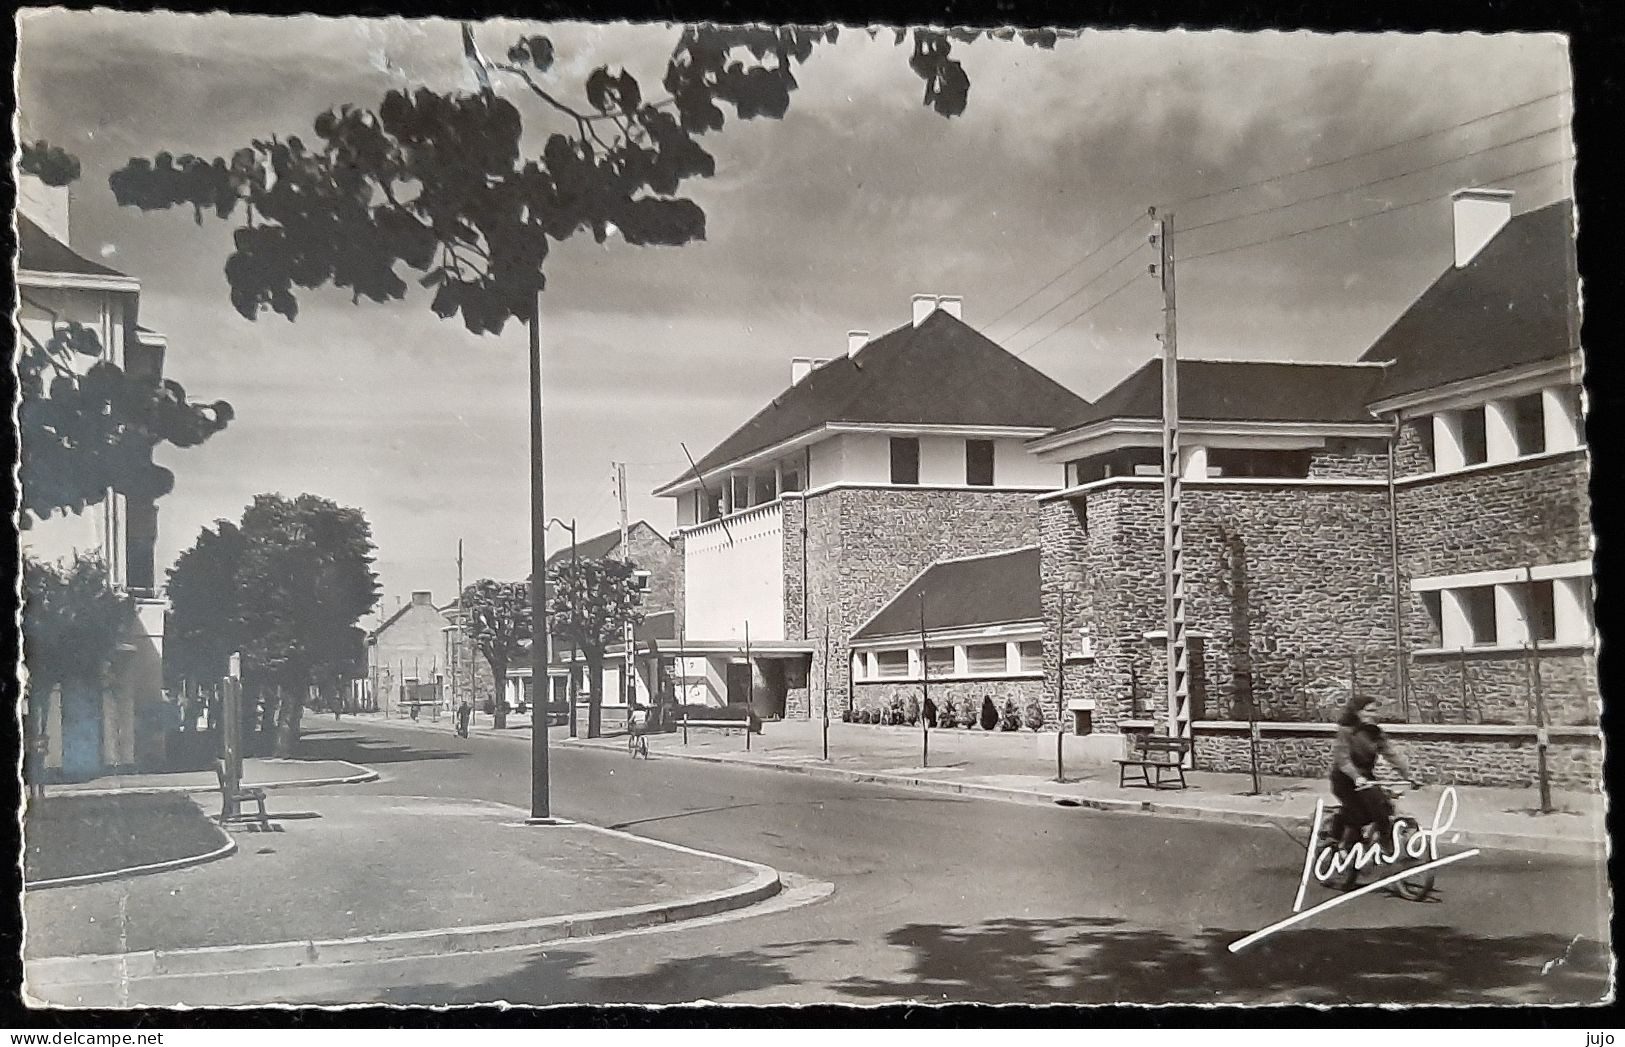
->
xmin=559 ymin=738 xmax=1604 ymax=859
xmin=24 ymin=820 xmax=782 ymax=990
xmin=54 ymin=763 xmax=380 ymax=798
xmin=25 ymin=818 xmax=238 ymax=892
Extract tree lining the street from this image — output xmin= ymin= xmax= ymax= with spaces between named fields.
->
xmin=547 ymin=556 xmax=644 ymax=739
xmin=164 ymin=493 xmax=380 ymax=754
xmin=460 ymin=579 xmax=532 ymax=729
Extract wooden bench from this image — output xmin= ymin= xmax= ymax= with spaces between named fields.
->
xmin=1116 ymin=735 xmax=1192 ymax=789
xmin=213 ymin=759 xmax=273 ymax=831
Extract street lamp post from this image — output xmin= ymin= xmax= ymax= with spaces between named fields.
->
xmin=528 ymin=291 xmax=553 ymax=824
xmin=548 ymin=517 xmax=580 ymax=739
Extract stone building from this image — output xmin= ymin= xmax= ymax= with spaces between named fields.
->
xmin=654 ymin=294 xmax=1088 ymax=720
xmin=367 ymin=591 xmax=451 ymax=715
xmin=1031 ymin=189 xmax=1595 ymax=787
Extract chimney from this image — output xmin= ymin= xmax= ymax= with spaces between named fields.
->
xmin=1451 ymin=188 xmax=1514 ymax=268
xmin=847 ymin=330 xmax=870 ymax=358
xmin=791 ymin=357 xmax=816 ymax=384
xmin=937 ymin=295 xmax=963 ymax=321
xmin=411 ymin=590 xmax=433 ymax=606
xmin=911 ymin=293 xmax=938 ymax=327
xmin=18 ymin=174 xmax=71 ymax=246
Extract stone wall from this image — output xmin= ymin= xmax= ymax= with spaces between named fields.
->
xmin=1308 ymin=436 xmax=1392 ymax=480
xmin=802 ymin=486 xmax=1044 ymax=721
xmin=1041 ymin=480 xmax=1397 ymax=732
xmin=1186 ymin=724 xmax=1602 ymax=790
xmin=624 ymin=522 xmax=680 ymax=616
xmin=1394 ymin=450 xmax=1593 ymax=725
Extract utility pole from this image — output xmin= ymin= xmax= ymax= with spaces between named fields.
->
xmin=1154 ymin=206 xmax=1193 ymax=765
xmin=617 ymin=462 xmax=634 ymax=714
xmin=528 ymin=289 xmax=552 ymax=823
xmin=455 ymin=539 xmax=464 ymax=714
xmin=1523 ymin=564 xmax=1554 ymax=814
xmin=822 ymin=612 xmax=830 ymax=761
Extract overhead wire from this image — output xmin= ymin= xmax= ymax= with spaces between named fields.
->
xmin=1181 ymin=124 xmax=1568 ymax=236
xmin=1178 ymin=154 xmax=1572 ymax=265
xmin=978 ymin=212 xmax=1143 ymax=336
xmin=1174 ymin=87 xmax=1571 ymax=210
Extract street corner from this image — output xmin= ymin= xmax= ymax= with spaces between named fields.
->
xmin=23 ymin=792 xmax=783 ymax=1003
xmin=23 ymin=791 xmax=237 ymax=891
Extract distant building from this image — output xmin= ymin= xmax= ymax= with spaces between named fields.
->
xmin=655 ymin=294 xmax=1089 ymax=720
xmin=367 ymin=591 xmax=448 ymax=716
xmin=19 ymin=175 xmax=171 ymax=779
xmin=1033 ymin=189 xmax=1594 ymax=788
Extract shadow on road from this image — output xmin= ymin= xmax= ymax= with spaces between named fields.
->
xmin=351 ymin=916 xmax=1607 ymax=1006
xmin=833 ymin=916 xmax=1611 ymax=1005
xmin=293 ymin=727 xmax=467 ymax=766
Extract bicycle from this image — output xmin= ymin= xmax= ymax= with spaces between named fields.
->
xmin=1316 ymin=780 xmax=1437 ymax=901
xmin=627 ymin=709 xmax=650 ymax=759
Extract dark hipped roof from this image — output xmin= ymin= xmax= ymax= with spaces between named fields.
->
xmin=853 ymin=546 xmax=1040 ymax=641
xmin=1360 ymin=201 xmax=1576 ymax=402
xmin=17 ymin=213 xmax=132 ymax=280
xmin=664 ymin=310 xmax=1090 ymax=486
xmin=1046 ymin=359 xmax=1387 ymax=437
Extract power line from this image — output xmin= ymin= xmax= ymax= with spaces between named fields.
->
xmin=1183 ymin=123 xmax=1566 ymax=236
xmin=979 ymin=213 xmax=1142 ymax=336
xmin=1176 ymin=87 xmax=1570 ymax=210
xmin=999 ymin=238 xmax=1149 ymax=348
xmin=1016 ymin=266 xmax=1149 ymax=357
xmin=1179 ymin=154 xmax=1572 ymax=265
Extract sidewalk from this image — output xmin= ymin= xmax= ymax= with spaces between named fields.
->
xmin=24 ymin=792 xmax=780 ymax=1005
xmin=50 ymin=756 xmax=378 ymax=797
xmin=565 ymin=719 xmax=1606 ymax=859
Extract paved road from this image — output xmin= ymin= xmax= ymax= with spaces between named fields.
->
xmin=120 ymin=720 xmax=1613 ymax=1006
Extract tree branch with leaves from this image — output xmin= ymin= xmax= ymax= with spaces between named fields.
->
xmin=461 ymin=579 xmax=532 ymax=729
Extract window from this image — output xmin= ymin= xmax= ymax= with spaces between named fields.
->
xmin=1420 ymin=591 xmax=1444 ymax=648
xmin=781 ymin=466 xmax=803 ymax=493
xmin=924 ymin=646 xmax=955 ymax=677
xmin=1510 ymin=393 xmax=1545 ymax=457
xmin=1511 ymin=579 xmax=1557 ymax=644
xmin=1017 ymin=641 xmax=1043 ymax=673
xmin=1459 ymin=409 xmax=1488 ymax=466
xmin=753 ymin=474 xmax=777 ymax=505
xmin=1207 ymin=448 xmax=1312 ymax=479
xmin=965 ymin=642 xmax=1007 ymax=675
xmin=890 ymin=437 xmax=920 ymax=485
xmin=875 ymin=650 xmax=910 ymax=679
xmin=700 ymin=489 xmax=722 ymax=522
xmin=632 ymin=570 xmax=652 ymax=593
xmin=1456 ymin=586 xmax=1496 ymax=646
xmin=730 ymin=474 xmax=750 ymax=510
xmin=1415 ymin=419 xmax=1436 ymax=472
xmin=966 ymin=440 xmax=995 ymax=486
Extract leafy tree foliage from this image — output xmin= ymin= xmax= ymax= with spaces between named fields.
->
xmin=460 ymin=579 xmax=531 ymax=729
xmin=20 ymin=554 xmax=134 ymax=775
xmin=163 ymin=520 xmax=249 ymax=691
xmin=18 ymin=147 xmax=232 ymax=526
xmin=20 ymin=139 xmax=82 ymax=186
xmin=21 ymin=553 xmax=134 ymax=694
xmin=105 ymin=25 xmax=1070 ymax=335
xmin=547 ymin=556 xmax=644 ymax=739
xmin=17 ymin=318 xmax=233 ymax=526
xmin=164 ymin=494 xmax=379 ymax=753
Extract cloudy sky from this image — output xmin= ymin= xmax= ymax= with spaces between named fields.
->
xmin=16 ymin=14 xmax=1573 ymax=617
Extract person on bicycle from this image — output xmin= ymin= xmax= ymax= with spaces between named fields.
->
xmin=1329 ymin=693 xmax=1416 ymax=849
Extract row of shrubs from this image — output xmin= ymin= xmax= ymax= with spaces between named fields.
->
xmin=841 ymin=694 xmax=1049 ymax=731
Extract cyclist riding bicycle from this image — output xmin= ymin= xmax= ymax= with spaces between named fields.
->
xmin=1329 ymin=693 xmax=1416 ymax=850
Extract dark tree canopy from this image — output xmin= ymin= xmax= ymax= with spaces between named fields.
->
xmin=105 ymin=25 xmax=1070 ymax=336
xmin=17 ymin=319 xmax=233 ymax=526
xmin=164 ymin=519 xmax=249 ymax=688
xmin=21 ymin=553 xmax=134 ymax=695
